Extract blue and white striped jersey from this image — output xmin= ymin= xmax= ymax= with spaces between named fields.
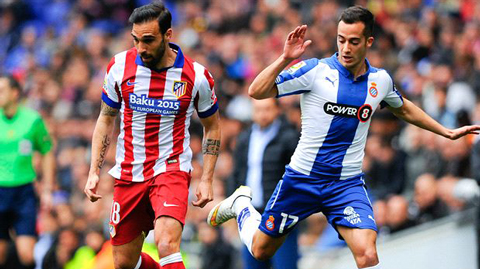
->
xmin=276 ymin=53 xmax=403 ymax=180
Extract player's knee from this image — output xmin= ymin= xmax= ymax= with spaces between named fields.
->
xmin=156 ymin=238 xmax=180 ymax=258
xmin=354 ymin=247 xmax=378 ymax=268
xmin=16 ymin=247 xmax=34 ymax=266
xmin=113 ymin=254 xmax=138 ymax=269
xmin=17 ymin=253 xmax=34 ymax=266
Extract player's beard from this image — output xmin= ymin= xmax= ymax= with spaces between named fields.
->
xmin=143 ymin=40 xmax=167 ymax=69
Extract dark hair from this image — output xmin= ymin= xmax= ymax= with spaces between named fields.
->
xmin=339 ymin=6 xmax=375 ymax=38
xmin=128 ymin=2 xmax=172 ymax=35
xmin=1 ymin=75 xmax=22 ymax=95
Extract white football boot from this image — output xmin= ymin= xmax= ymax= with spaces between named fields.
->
xmin=207 ymin=185 xmax=252 ymax=227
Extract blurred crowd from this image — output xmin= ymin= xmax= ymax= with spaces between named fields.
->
xmin=2 ymin=0 xmax=480 ymax=268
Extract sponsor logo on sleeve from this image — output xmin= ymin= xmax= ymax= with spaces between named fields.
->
xmin=287 ymin=61 xmax=306 ymax=74
xmin=103 ymin=77 xmax=108 ymax=91
xmin=128 ymin=93 xmax=180 ymax=115
xmin=323 ymin=102 xmax=373 ymax=122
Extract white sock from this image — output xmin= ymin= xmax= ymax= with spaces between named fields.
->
xmin=361 ymin=263 xmax=381 ymax=269
xmin=134 ymin=255 xmax=142 ymax=269
xmin=159 ymin=252 xmax=183 ymax=267
xmin=234 ymin=197 xmax=261 ymax=256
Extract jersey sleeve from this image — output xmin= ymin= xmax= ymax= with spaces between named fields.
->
xmin=381 ymin=74 xmax=404 ymax=108
xmin=101 ymin=57 xmax=122 ymax=109
xmin=195 ymin=68 xmax=218 ymax=118
xmin=32 ymin=117 xmax=52 ymax=155
xmin=275 ymin=58 xmax=319 ymax=98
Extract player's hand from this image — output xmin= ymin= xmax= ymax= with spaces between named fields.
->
xmin=447 ymin=125 xmax=480 ymax=140
xmin=84 ymin=173 xmax=102 ymax=202
xmin=283 ymin=25 xmax=312 ymax=61
xmin=192 ymin=178 xmax=213 ymax=208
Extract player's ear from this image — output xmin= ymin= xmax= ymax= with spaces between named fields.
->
xmin=164 ymin=28 xmax=173 ymax=41
xmin=366 ymin=36 xmax=374 ymax=48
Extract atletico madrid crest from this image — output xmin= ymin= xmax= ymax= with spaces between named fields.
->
xmin=109 ymin=224 xmax=116 ymax=238
xmin=173 ymin=81 xmax=187 ymax=98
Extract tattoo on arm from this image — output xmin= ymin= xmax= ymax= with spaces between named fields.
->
xmin=202 ymin=139 xmax=220 ymax=156
xmin=97 ymin=135 xmax=110 ymax=170
xmin=101 ymin=101 xmax=119 ymax=117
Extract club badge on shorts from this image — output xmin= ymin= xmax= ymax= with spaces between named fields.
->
xmin=173 ymin=81 xmax=187 ymax=98
xmin=266 ymin=215 xmax=275 ymax=231
xmin=109 ymin=224 xmax=116 ymax=238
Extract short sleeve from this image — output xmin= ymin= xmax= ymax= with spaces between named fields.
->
xmin=32 ymin=117 xmax=52 ymax=155
xmin=381 ymin=74 xmax=404 ymax=108
xmin=101 ymin=57 xmax=122 ymax=109
xmin=196 ymin=68 xmax=218 ymax=118
xmin=275 ymin=58 xmax=319 ymax=98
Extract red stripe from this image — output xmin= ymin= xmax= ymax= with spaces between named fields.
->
xmin=120 ymin=49 xmax=138 ymax=180
xmin=142 ymin=71 xmax=167 ymax=180
xmin=166 ymin=57 xmax=195 ymax=171
xmin=204 ymin=68 xmax=217 ymax=104
xmin=204 ymin=69 xmax=214 ymax=90
xmin=106 ymin=57 xmax=115 ymax=74
xmin=114 ymin=83 xmax=122 ymax=103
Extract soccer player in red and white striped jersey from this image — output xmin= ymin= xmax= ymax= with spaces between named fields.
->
xmin=84 ymin=3 xmax=221 ymax=269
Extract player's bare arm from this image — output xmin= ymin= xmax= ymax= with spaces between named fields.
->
xmin=388 ymin=98 xmax=480 ymax=140
xmin=192 ymin=111 xmax=221 ymax=208
xmin=40 ymin=150 xmax=56 ymax=210
xmin=85 ymin=101 xmax=118 ymax=202
xmin=202 ymin=139 xmax=220 ymax=156
xmin=248 ymin=25 xmax=312 ymax=99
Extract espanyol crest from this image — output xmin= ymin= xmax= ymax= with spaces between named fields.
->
xmin=369 ymin=82 xmax=378 ymax=98
xmin=173 ymin=81 xmax=187 ymax=98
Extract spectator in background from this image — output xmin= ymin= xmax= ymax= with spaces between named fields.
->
xmin=408 ymin=173 xmax=448 ymax=225
xmin=41 ymin=227 xmax=79 ymax=269
xmin=364 ymin=134 xmax=406 ymax=200
xmin=228 ymin=98 xmax=300 ymax=269
xmin=385 ymin=195 xmax=415 ymax=234
xmin=0 ymin=75 xmax=55 ymax=269
xmin=198 ymin=222 xmax=235 ymax=269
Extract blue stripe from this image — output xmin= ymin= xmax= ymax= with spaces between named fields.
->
xmin=276 ymin=90 xmax=309 ymax=98
xmin=102 ymin=92 xmax=121 ymax=109
xmin=276 ymin=58 xmax=318 ymax=84
xmin=198 ymin=102 xmax=218 ymax=118
xmin=311 ymin=74 xmax=369 ymax=179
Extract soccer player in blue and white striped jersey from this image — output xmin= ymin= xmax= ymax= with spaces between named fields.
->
xmin=208 ymin=6 xmax=480 ymax=269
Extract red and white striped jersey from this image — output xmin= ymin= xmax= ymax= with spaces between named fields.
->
xmin=101 ymin=43 xmax=218 ymax=182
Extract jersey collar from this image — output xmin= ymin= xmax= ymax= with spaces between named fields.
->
xmin=135 ymin=42 xmax=185 ymax=72
xmin=332 ymin=53 xmax=371 ymax=81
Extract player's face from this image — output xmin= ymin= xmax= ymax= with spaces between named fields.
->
xmin=337 ymin=21 xmax=373 ymax=73
xmin=0 ymin=78 xmax=17 ymax=108
xmin=131 ymin=20 xmax=171 ymax=68
xmin=252 ymin=99 xmax=280 ymax=129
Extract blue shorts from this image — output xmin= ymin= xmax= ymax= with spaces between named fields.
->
xmin=259 ymin=166 xmax=377 ymax=238
xmin=0 ymin=183 xmax=38 ymax=239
